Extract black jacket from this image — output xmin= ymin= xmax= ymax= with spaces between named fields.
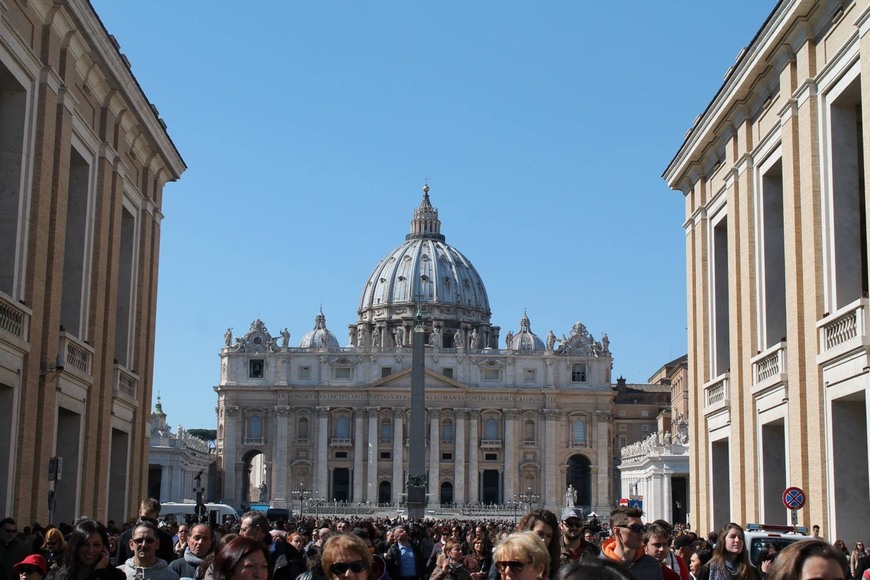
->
xmin=116 ymin=521 xmax=176 ymax=565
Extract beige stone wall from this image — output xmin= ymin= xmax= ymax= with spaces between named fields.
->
xmin=665 ymin=0 xmax=870 ymax=537
xmin=0 ymin=0 xmax=184 ymax=523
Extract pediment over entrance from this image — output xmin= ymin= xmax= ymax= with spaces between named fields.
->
xmin=367 ymin=367 xmax=468 ymax=390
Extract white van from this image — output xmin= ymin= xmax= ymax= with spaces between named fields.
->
xmin=744 ymin=523 xmax=812 ymax=566
xmin=160 ymin=502 xmax=239 ymax=524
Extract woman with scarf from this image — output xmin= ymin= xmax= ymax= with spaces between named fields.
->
xmin=697 ymin=524 xmax=758 ymax=580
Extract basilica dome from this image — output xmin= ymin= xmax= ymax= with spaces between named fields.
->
xmin=299 ymin=310 xmax=340 ymax=349
xmin=505 ymin=312 xmax=545 ymax=352
xmin=354 ymin=186 xmax=496 ymax=349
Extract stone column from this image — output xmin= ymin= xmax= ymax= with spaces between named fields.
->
xmin=504 ymin=409 xmax=520 ymax=502
xmin=595 ymin=411 xmax=611 ymax=510
xmin=273 ymin=406 xmax=291 ymax=508
xmin=353 ymin=408 xmax=365 ymax=502
xmin=223 ymin=405 xmax=240 ymax=506
xmin=543 ymin=409 xmax=560 ymax=507
xmin=392 ymin=409 xmax=404 ymax=504
xmin=316 ymin=407 xmax=330 ymax=499
xmin=454 ymin=409 xmax=468 ymax=506
xmin=468 ymin=411 xmax=480 ymax=504
xmin=662 ymin=470 xmax=673 ymax=523
xmin=428 ymin=410 xmax=441 ymax=501
xmin=366 ymin=407 xmax=379 ymax=503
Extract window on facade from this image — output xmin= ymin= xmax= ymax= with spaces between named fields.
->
xmin=297 ymin=417 xmax=309 ymax=440
xmin=0 ymin=65 xmax=26 ymax=297
xmin=760 ymin=156 xmax=787 ymax=348
xmin=712 ymin=215 xmax=731 ymax=376
xmin=571 ymin=363 xmax=587 ymax=382
xmin=247 ymin=416 xmax=263 ymax=440
xmin=335 ymin=451 xmax=348 ymax=459
xmin=380 ymin=419 xmax=392 ymax=442
xmin=523 ymin=419 xmax=536 ymax=443
xmin=249 ymin=360 xmax=264 ymax=378
xmin=380 ymin=451 xmax=391 ymax=460
xmin=483 ymin=368 xmax=500 ymax=381
xmin=572 ymin=418 xmax=586 ymax=445
xmin=442 ymin=368 xmax=454 ymax=379
xmin=523 ymin=369 xmax=536 ymax=383
xmin=298 ymin=366 xmax=311 ymax=380
xmin=641 ymin=410 xmax=649 ymax=417
xmin=334 ymin=366 xmax=352 ymax=379
xmin=619 ymin=435 xmax=627 ymax=448
xmin=381 ymin=367 xmax=392 ymax=378
xmin=442 ymin=420 xmax=454 ymax=443
xmin=335 ymin=415 xmax=350 ymax=439
xmin=619 ymin=410 xmax=626 ymax=417
xmin=642 ymin=425 xmax=650 ymax=432
xmin=114 ymin=205 xmax=136 ymax=367
xmin=441 ymin=452 xmax=453 ymax=461
xmin=484 ymin=417 xmax=499 ymax=440
xmin=60 ymin=148 xmax=91 ymax=338
xmin=484 ymin=452 xmax=498 ymax=461
xmin=619 ymin=424 xmax=627 ymax=432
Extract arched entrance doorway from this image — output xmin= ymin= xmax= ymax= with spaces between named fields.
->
xmin=241 ymin=449 xmax=266 ymax=506
xmin=440 ymin=482 xmax=454 ymax=506
xmin=567 ymin=454 xmax=591 ymax=507
xmin=378 ymin=480 xmax=392 ymax=504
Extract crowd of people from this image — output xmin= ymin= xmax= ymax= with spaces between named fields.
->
xmin=1 ymin=501 xmax=864 ymax=580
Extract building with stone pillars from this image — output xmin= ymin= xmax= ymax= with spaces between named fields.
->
xmin=149 ymin=399 xmax=213 ymax=503
xmin=663 ymin=0 xmax=870 ymax=542
xmin=0 ymin=0 xmax=185 ymax=523
xmin=214 ymin=188 xmax=615 ymax=516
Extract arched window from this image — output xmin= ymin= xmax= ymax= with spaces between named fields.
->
xmin=523 ymin=419 xmax=536 ymax=443
xmin=247 ymin=416 xmax=263 ymax=441
xmin=335 ymin=415 xmax=350 ymax=439
xmin=442 ymin=419 xmax=454 ymax=443
xmin=297 ymin=417 xmax=309 ymax=441
xmin=484 ymin=417 xmax=499 ymax=440
xmin=380 ymin=419 xmax=392 ymax=442
xmin=572 ymin=418 xmax=586 ymax=446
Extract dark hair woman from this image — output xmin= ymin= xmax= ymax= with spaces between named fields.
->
xmin=697 ymin=524 xmax=758 ymax=580
xmin=463 ymin=536 xmax=492 ymax=580
xmin=767 ymin=540 xmax=848 ymax=580
xmin=517 ymin=510 xmax=562 ymax=578
xmin=211 ymin=536 xmax=270 ymax=580
xmin=46 ymin=520 xmax=124 ymax=580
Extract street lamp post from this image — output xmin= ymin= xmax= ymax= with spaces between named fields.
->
xmin=291 ymin=482 xmax=314 ymax=517
xmin=515 ymin=485 xmax=541 ymax=519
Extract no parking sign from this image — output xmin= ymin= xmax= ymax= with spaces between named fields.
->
xmin=782 ymin=486 xmax=805 ymax=526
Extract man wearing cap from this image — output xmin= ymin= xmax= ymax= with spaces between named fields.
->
xmin=559 ymin=507 xmax=599 ymax=565
xmin=599 ymin=507 xmax=663 ymax=580
xmin=669 ymin=535 xmax=692 ymax=580
xmin=13 ymin=555 xmax=47 ymax=580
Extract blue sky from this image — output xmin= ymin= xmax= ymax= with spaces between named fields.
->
xmin=91 ymin=1 xmax=776 ymax=430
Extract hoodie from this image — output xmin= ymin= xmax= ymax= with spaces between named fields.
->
xmin=118 ymin=558 xmax=180 ymax=580
xmin=599 ymin=538 xmax=664 ymax=580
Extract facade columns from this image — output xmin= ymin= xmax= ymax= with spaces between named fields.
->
xmin=468 ymin=411 xmax=480 ymax=504
xmin=273 ymin=406 xmax=292 ymax=508
xmin=222 ymin=405 xmax=240 ymax=506
xmin=353 ymin=408 xmax=365 ymax=502
xmin=543 ymin=409 xmax=560 ymax=505
xmin=392 ymin=410 xmax=404 ymax=504
xmin=366 ymin=407 xmax=379 ymax=503
xmin=455 ymin=409 xmax=468 ymax=506
xmin=315 ymin=407 xmax=329 ymax=499
xmin=504 ymin=409 xmax=520 ymax=502
xmin=428 ymin=410 xmax=441 ymax=501
xmin=595 ymin=411 xmax=611 ymax=508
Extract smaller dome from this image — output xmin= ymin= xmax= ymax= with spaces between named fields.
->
xmin=299 ymin=310 xmax=340 ymax=349
xmin=505 ymin=312 xmax=545 ymax=352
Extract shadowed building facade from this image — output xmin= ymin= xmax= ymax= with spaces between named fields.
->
xmin=0 ymin=0 xmax=185 ymax=523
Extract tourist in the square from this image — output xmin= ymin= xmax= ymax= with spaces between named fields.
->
xmin=492 ymin=531 xmax=550 ymax=580
xmin=766 ymin=540 xmax=847 ymax=580
xmin=47 ymin=520 xmax=125 ymax=580
xmin=695 ymin=524 xmax=756 ymax=580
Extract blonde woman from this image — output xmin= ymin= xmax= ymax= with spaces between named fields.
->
xmin=492 ymin=532 xmax=550 ymax=580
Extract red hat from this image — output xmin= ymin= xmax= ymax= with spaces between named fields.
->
xmin=14 ymin=555 xmax=47 ymax=576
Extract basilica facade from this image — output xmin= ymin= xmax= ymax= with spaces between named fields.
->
xmin=214 ymin=188 xmax=615 ymax=515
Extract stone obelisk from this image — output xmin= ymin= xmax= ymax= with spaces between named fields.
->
xmin=406 ymin=305 xmax=426 ymax=519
